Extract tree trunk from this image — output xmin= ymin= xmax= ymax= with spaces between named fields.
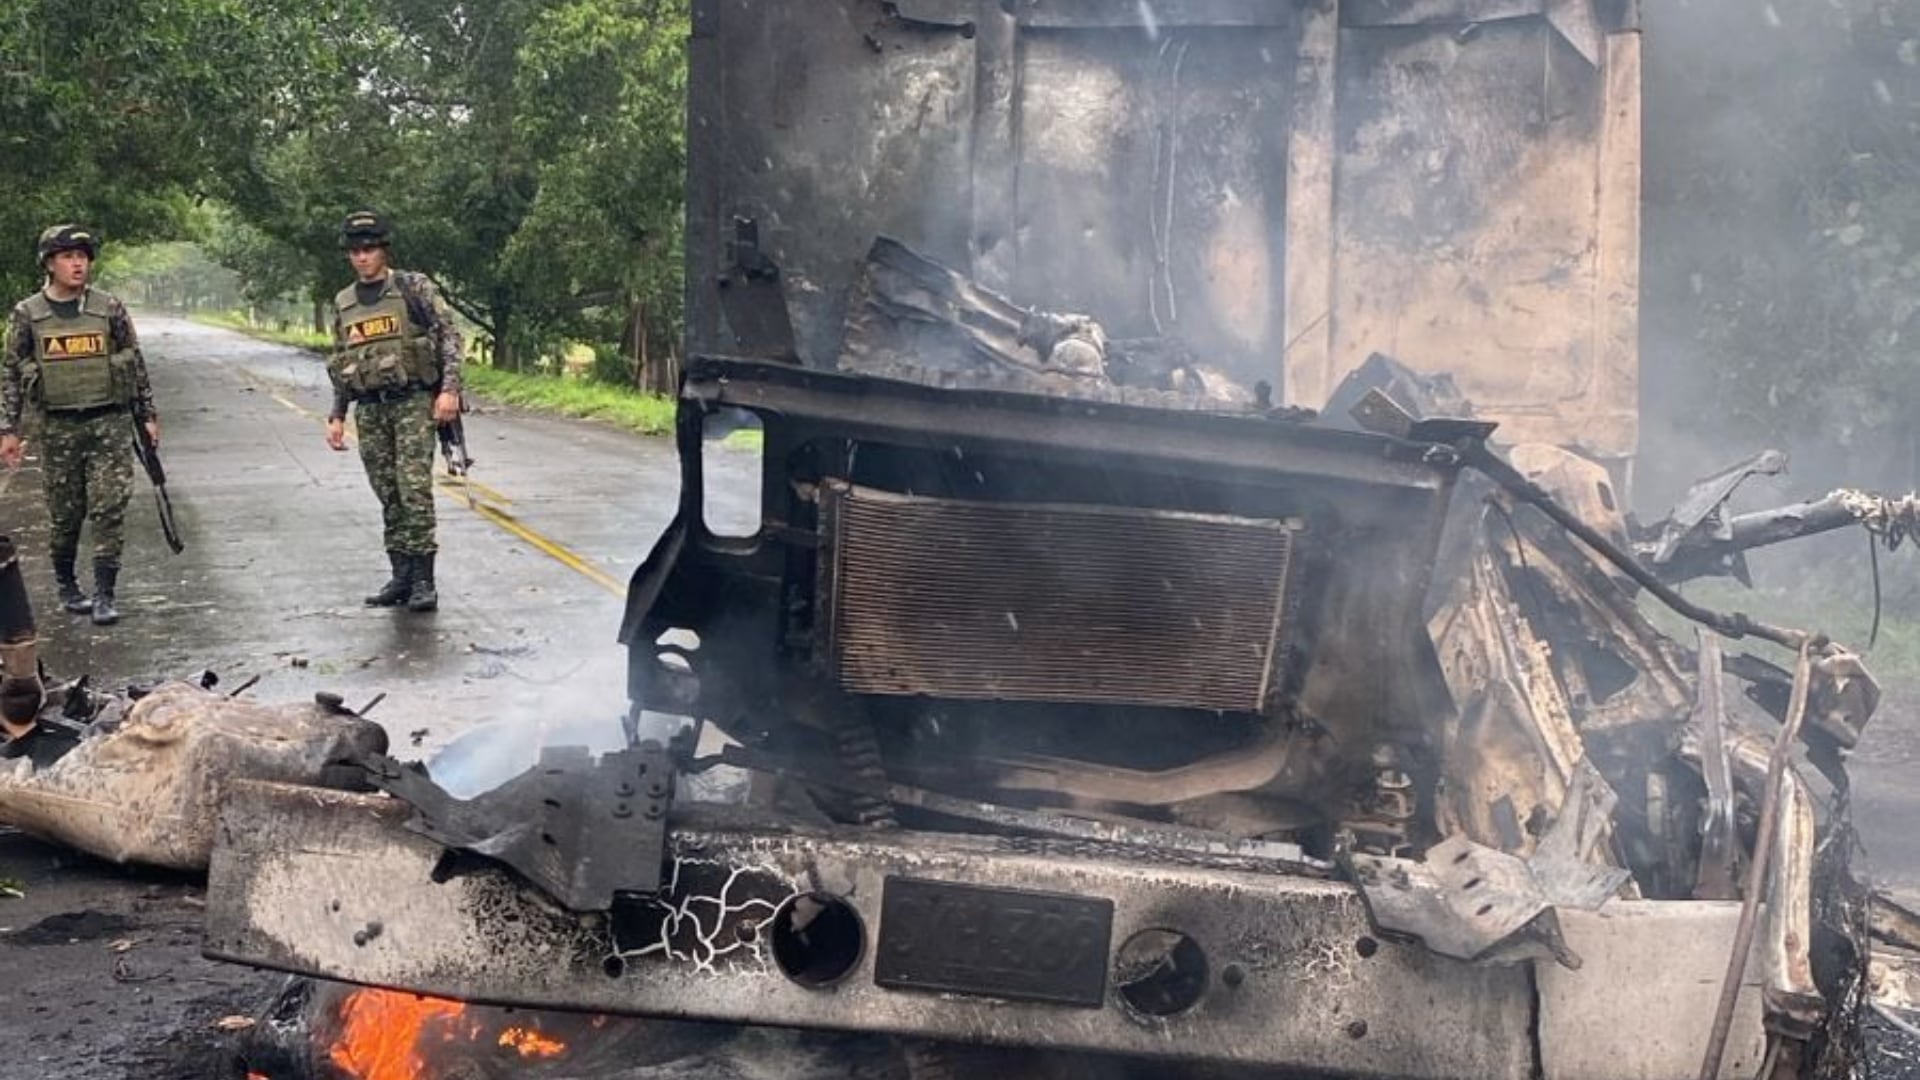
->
xmin=642 ymin=342 xmax=678 ymax=396
xmin=494 ymin=306 xmax=519 ymax=373
xmin=312 ymin=298 xmax=327 ymax=335
xmin=623 ymin=297 xmax=648 ymax=389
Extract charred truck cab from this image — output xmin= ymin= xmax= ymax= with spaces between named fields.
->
xmin=206 ymin=2 xmax=1898 ymax=1077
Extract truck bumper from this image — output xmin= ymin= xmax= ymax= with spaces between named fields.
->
xmin=206 ymin=781 xmax=1537 ymax=1078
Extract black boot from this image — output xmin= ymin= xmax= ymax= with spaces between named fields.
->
xmin=406 ymin=552 xmax=438 ymax=613
xmin=364 ymin=551 xmax=412 ymax=607
xmin=90 ymin=562 xmax=119 ymax=626
xmin=52 ymin=553 xmax=90 ymax=615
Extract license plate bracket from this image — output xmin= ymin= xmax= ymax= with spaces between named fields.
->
xmin=874 ymin=877 xmax=1113 ymax=1008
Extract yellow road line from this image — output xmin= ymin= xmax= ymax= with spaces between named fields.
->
xmin=271 ymin=393 xmax=316 ymax=419
xmin=259 ymin=385 xmax=624 ymax=599
xmin=458 ymin=498 xmax=629 ymax=598
xmin=457 ymin=476 xmax=515 ymax=506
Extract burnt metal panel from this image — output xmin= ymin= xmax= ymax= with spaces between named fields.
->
xmin=1318 ymin=18 xmax=1634 ymax=456
xmin=694 ymin=0 xmax=1641 ymax=454
xmin=820 ymin=484 xmax=1297 ymax=711
xmin=1342 ymin=0 xmax=1542 ymax=26
xmin=207 ymin=781 xmax=1539 ymax=1079
xmin=689 ymin=0 xmax=1297 ymax=391
xmin=900 ymin=0 xmax=1294 ymax=28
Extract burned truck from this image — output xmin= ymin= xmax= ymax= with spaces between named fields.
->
xmin=200 ymin=2 xmax=1919 ymax=1077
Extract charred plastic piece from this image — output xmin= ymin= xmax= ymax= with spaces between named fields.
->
xmin=839 ymin=237 xmax=1252 ymax=406
xmin=0 ymin=682 xmax=386 ymax=868
xmin=358 ymin=741 xmax=675 ymax=911
xmin=1350 ymin=761 xmax=1629 ymax=969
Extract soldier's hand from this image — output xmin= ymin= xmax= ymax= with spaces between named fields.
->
xmin=325 ymin=418 xmax=348 ymax=452
xmin=144 ymin=419 xmax=160 ymax=448
xmin=0 ymin=435 xmax=21 ymax=470
xmin=432 ymin=391 xmax=460 ymax=425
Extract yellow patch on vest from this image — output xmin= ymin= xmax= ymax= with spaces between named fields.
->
xmin=43 ymin=332 xmax=107 ymax=360
xmin=346 ymin=314 xmax=401 ymax=345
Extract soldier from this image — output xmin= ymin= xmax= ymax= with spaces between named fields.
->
xmin=0 ymin=225 xmax=160 ymax=626
xmin=324 ymin=210 xmax=463 ymax=613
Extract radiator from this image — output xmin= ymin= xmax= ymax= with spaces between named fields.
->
xmin=819 ymin=483 xmax=1298 ymax=713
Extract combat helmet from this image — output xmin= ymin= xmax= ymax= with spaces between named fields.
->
xmin=36 ymin=224 xmax=98 ymax=264
xmin=340 ymin=209 xmax=392 ymax=248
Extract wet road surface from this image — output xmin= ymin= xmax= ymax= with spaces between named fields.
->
xmin=0 ymin=316 xmax=757 ymax=1080
xmin=3 ymin=315 xmax=758 ymax=754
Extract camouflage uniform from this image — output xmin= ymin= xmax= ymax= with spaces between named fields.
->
xmin=352 ymin=393 xmax=439 ymax=553
xmin=38 ymin=411 xmax=134 ymax=562
xmin=1 ymin=290 xmax=157 ymax=569
xmin=327 ymin=270 xmax=463 ymax=557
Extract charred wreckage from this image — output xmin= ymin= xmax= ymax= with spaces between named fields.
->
xmin=7 ymin=0 xmax=1920 ymax=1077
xmin=189 ymin=258 xmax=1920 ymax=1079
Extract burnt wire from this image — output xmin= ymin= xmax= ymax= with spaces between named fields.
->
xmin=1486 ymin=496 xmax=1555 ymax=622
xmin=1868 ymin=528 xmax=1882 ymax=651
xmin=1463 ymin=444 xmax=1809 ymax=649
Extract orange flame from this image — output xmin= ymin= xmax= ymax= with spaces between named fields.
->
xmin=326 ymin=988 xmax=572 ymax=1079
xmin=498 ymin=1026 xmax=567 ymax=1058
xmin=328 ymin=989 xmax=469 ymax=1080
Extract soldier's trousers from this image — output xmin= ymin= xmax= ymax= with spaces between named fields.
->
xmin=40 ymin=409 xmax=134 ymax=566
xmin=355 ymin=393 xmax=438 ymax=555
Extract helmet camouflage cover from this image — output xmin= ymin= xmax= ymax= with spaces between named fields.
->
xmin=36 ymin=224 xmax=98 ymax=264
xmin=340 ymin=209 xmax=392 ymax=248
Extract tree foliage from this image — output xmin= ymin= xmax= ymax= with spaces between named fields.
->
xmin=0 ymin=0 xmax=341 ymax=299
xmin=1644 ymin=0 xmax=1920 ymax=489
xmin=208 ymin=0 xmax=688 ymax=376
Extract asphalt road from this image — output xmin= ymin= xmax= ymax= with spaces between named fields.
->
xmin=4 ymin=315 xmax=758 ymax=749
xmin=0 ymin=316 xmax=759 ymax=1079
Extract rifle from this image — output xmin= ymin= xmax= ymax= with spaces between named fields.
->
xmin=131 ymin=415 xmax=184 ymax=554
xmin=436 ymin=394 xmax=475 ymax=505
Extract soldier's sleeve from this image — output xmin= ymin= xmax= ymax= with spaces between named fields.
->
xmin=1 ymin=306 xmax=30 ymax=437
xmin=405 ymin=273 xmax=464 ymax=396
xmin=327 ymin=307 xmax=352 ymax=421
xmin=107 ymin=299 xmax=157 ymax=422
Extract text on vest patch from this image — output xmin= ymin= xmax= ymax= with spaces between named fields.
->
xmin=43 ymin=332 xmax=107 ymax=359
xmin=346 ymin=314 xmax=402 ymax=345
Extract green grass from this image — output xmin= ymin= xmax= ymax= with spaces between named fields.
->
xmin=190 ymin=311 xmax=332 ymax=351
xmin=462 ymin=366 xmax=678 ymax=437
xmin=1642 ymin=576 xmax=1920 ymax=695
xmin=194 ymin=310 xmax=733 ymax=443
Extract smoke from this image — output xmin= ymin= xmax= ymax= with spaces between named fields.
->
xmin=1632 ymin=0 xmax=1920 ymax=648
xmin=1639 ymin=0 xmax=1920 ymax=508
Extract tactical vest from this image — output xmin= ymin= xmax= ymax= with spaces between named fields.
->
xmin=329 ymin=275 xmax=438 ymax=396
xmin=21 ymin=290 xmax=133 ymax=412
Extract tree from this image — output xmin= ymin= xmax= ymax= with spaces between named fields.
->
xmin=507 ymin=0 xmax=687 ymax=387
xmin=1643 ymin=0 xmax=1920 ymax=493
xmin=206 ymin=0 xmax=689 ymax=378
xmin=0 ymin=0 xmax=347 ymax=299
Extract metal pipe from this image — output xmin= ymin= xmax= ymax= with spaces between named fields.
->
xmin=0 ymin=535 xmax=43 ymax=737
xmin=1723 ymin=494 xmax=1860 ymax=551
xmin=1463 ymin=443 xmax=1808 ymax=649
xmin=1698 ymin=643 xmax=1815 ymax=1080
xmin=0 ymin=535 xmax=33 ymax=645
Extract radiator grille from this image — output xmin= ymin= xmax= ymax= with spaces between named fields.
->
xmin=821 ymin=485 xmax=1296 ymax=712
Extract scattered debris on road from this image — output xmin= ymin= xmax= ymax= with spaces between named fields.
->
xmin=0 ymin=681 xmax=385 ymax=870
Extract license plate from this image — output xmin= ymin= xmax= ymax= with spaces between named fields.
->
xmin=874 ymin=877 xmax=1113 ymax=1007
